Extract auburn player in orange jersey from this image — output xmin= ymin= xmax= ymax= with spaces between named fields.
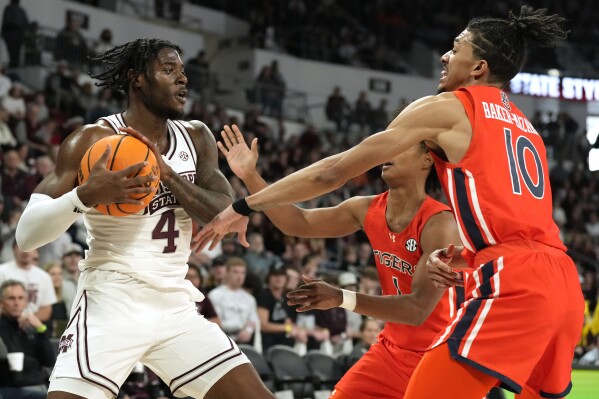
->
xmin=218 ymin=124 xmax=462 ymax=399
xmin=195 ymin=6 xmax=584 ymax=399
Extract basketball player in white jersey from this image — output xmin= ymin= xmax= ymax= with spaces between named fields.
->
xmin=15 ymin=38 xmax=274 ymax=399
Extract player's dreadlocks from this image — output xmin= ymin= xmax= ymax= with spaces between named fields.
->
xmin=89 ymin=38 xmax=182 ymax=95
xmin=466 ymin=6 xmax=568 ymax=87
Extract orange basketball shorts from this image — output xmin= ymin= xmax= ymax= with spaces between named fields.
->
xmin=429 ymin=240 xmax=584 ymax=397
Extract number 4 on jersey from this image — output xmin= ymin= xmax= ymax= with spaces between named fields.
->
xmin=152 ymin=210 xmax=179 ymax=253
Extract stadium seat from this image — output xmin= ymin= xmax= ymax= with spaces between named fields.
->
xmin=304 ymin=350 xmax=343 ymax=390
xmin=266 ymin=345 xmax=313 ymax=399
xmin=238 ymin=344 xmax=275 ymax=392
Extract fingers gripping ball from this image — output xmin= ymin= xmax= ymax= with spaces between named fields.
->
xmin=78 ymin=134 xmax=160 ymax=216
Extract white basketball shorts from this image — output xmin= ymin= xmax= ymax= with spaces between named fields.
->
xmin=48 ymin=269 xmax=249 ymax=399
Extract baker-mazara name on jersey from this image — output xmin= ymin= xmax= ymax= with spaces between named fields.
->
xmin=146 ymin=171 xmax=196 ymax=214
xmin=481 ymin=101 xmax=538 ymax=135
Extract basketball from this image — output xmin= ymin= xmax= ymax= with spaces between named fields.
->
xmin=77 ymin=134 xmax=160 ymax=216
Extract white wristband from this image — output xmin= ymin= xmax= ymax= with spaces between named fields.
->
xmin=340 ymin=289 xmax=357 ymax=311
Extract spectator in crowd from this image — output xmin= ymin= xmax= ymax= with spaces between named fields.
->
xmin=30 ymin=92 xmax=49 ymax=124
xmin=359 ymin=266 xmax=381 ymax=296
xmin=93 ymin=28 xmax=113 ymax=56
xmin=43 ymin=262 xmax=73 ymax=338
xmin=257 ymin=266 xmax=306 ymax=352
xmin=44 ymin=62 xmax=82 ymax=116
xmin=243 ymin=232 xmax=280 ymax=283
xmin=352 ymin=91 xmax=372 ymax=131
xmin=23 ymin=21 xmax=42 ymax=66
xmin=185 ymin=263 xmax=220 ymax=325
xmin=345 ymin=318 xmax=382 ymax=369
xmin=370 ymin=99 xmax=389 ymax=133
xmin=1 ymin=148 xmax=34 ymax=220
xmin=186 ymin=50 xmax=210 ymax=98
xmin=31 ymin=155 xmax=55 ymax=186
xmin=356 ymin=242 xmax=374 ymax=269
xmin=0 ymin=68 xmax=12 ymax=98
xmin=325 ymin=86 xmax=350 ymax=131
xmin=220 ymin=237 xmax=243 ymax=257
xmin=208 ymin=257 xmax=260 ymax=344
xmin=0 ymin=280 xmax=55 ymax=399
xmin=60 ymin=242 xmax=83 ymax=287
xmin=313 ymin=275 xmax=348 ymax=354
xmin=0 ymin=107 xmax=17 ymax=147
xmin=1 ymin=0 xmax=28 ymax=68
xmin=54 ymin=16 xmax=88 ymax=67
xmin=0 ymin=241 xmax=56 ymax=324
xmin=253 ymin=62 xmax=286 ymax=118
xmin=301 ymin=253 xmax=320 ymax=279
xmin=23 ymin=103 xmax=48 ymax=158
xmin=339 ymin=246 xmax=359 ymax=273
xmin=285 ymin=265 xmax=302 ymax=291
xmin=86 ymin=87 xmax=117 ymax=123
xmin=2 ymin=84 xmax=26 ymax=132
xmin=205 ymin=255 xmax=227 ymax=292
xmin=0 ymin=207 xmax=20 ymax=263
xmin=37 ymin=231 xmax=72 ymax=268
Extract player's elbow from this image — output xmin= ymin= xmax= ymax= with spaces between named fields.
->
xmin=15 ymin=224 xmax=37 ymax=252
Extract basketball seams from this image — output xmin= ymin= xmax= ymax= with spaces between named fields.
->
xmin=109 ymin=135 xmax=127 ymax=171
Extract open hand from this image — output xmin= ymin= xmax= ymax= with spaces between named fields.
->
xmin=191 ymin=205 xmax=250 ymax=251
xmin=286 ymin=275 xmax=343 ymax=312
xmin=218 ymin=124 xmax=259 ymax=180
xmin=426 ymin=244 xmax=466 ymax=289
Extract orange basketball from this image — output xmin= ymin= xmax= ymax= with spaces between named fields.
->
xmin=78 ymin=134 xmax=160 ymax=216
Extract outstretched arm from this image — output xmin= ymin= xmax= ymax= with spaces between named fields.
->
xmin=245 ymin=93 xmax=469 ymax=211
xmin=216 ymin=125 xmax=366 ymax=238
xmin=287 ymin=211 xmax=462 ymax=325
xmin=193 ymin=93 xmax=470 ymax=250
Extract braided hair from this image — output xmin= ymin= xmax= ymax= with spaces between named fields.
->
xmin=89 ymin=38 xmax=182 ymax=96
xmin=466 ymin=6 xmax=568 ymax=86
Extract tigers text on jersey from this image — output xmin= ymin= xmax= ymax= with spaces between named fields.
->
xmin=80 ymin=113 xmax=203 ymax=301
xmin=364 ymin=193 xmax=462 ymax=352
xmin=431 ymin=86 xmax=565 ymax=255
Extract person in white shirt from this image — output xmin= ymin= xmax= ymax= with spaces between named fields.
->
xmin=208 ymin=257 xmax=260 ymax=344
xmin=0 ymin=240 xmax=56 ymax=325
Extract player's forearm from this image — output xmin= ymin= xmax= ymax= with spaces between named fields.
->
xmin=16 ymin=191 xmax=87 ymax=251
xmin=244 ymin=131 xmax=404 ymax=211
xmin=354 ymin=293 xmax=430 ymax=326
xmin=164 ymin=174 xmax=233 ymax=224
xmin=241 ymin=171 xmax=320 ymax=237
xmin=246 ymin=156 xmax=347 ymax=211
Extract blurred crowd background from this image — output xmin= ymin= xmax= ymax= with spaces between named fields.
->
xmin=0 ymin=0 xmax=597 ymax=398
